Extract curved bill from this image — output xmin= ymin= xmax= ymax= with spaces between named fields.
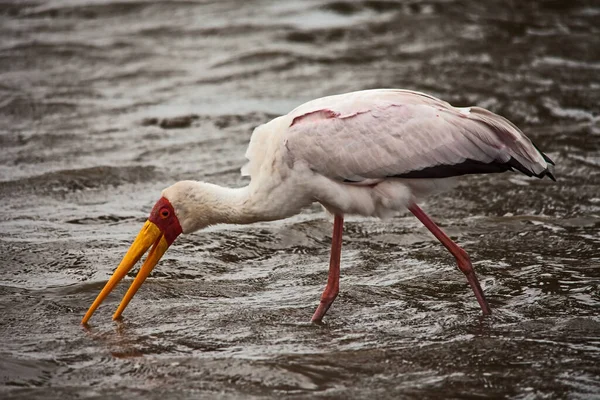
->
xmin=81 ymin=220 xmax=165 ymax=325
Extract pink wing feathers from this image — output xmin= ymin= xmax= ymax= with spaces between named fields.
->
xmin=283 ymin=90 xmax=555 ymax=182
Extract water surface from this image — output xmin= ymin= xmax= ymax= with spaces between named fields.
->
xmin=1 ymin=0 xmax=599 ymax=398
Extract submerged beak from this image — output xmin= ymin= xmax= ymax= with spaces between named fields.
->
xmin=81 ymin=220 xmax=170 ymax=324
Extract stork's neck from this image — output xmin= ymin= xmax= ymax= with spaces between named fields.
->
xmin=198 ymin=183 xmax=261 ymax=225
xmin=163 ymin=181 xmax=300 ymax=234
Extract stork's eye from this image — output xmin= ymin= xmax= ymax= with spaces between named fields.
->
xmin=160 ymin=208 xmax=170 ymax=219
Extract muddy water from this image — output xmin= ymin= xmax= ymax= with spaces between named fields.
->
xmin=1 ymin=1 xmax=599 ymax=399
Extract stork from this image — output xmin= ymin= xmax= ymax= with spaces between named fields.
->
xmin=81 ymin=89 xmax=555 ymax=325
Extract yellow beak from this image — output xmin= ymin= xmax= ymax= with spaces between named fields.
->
xmin=81 ymin=220 xmax=170 ymax=324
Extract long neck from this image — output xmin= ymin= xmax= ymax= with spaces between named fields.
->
xmin=200 ymin=183 xmax=263 ymax=225
xmin=167 ymin=181 xmax=303 ymax=233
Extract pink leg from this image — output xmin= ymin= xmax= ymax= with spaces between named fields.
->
xmin=312 ymin=215 xmax=344 ymax=322
xmin=408 ymin=204 xmax=491 ymax=315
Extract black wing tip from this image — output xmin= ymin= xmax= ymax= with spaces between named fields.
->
xmin=391 ymin=159 xmax=512 ymax=179
xmin=391 ymin=158 xmax=557 ymax=181
xmin=541 ymin=152 xmax=555 ymax=166
xmin=541 ymin=165 xmax=557 ymax=181
xmin=533 ymin=150 xmax=556 ymax=181
xmin=529 ymin=167 xmax=556 ymax=181
xmin=508 ymin=157 xmax=557 ymax=182
xmin=532 ymin=142 xmax=555 ymax=166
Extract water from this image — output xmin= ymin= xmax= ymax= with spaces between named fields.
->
xmin=1 ymin=0 xmax=599 ymax=398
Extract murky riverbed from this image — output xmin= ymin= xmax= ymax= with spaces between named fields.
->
xmin=1 ymin=1 xmax=599 ymax=398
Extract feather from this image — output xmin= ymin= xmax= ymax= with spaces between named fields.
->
xmin=277 ymin=89 xmax=554 ymax=182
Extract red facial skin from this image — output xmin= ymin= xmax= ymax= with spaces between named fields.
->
xmin=147 ymin=197 xmax=183 ymax=245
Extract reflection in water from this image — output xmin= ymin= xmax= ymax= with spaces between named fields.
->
xmin=0 ymin=0 xmax=599 ymax=398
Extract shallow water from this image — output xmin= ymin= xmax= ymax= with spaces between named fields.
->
xmin=1 ymin=0 xmax=599 ymax=398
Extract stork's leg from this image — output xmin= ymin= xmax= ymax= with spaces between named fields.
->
xmin=408 ymin=204 xmax=491 ymax=315
xmin=311 ymin=215 xmax=344 ymax=322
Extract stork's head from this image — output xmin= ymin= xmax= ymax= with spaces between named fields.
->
xmin=81 ymin=195 xmax=183 ymax=324
xmin=81 ymin=180 xmax=247 ymax=324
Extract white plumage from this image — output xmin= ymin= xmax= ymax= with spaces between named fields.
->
xmin=236 ymin=89 xmax=554 ymax=222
